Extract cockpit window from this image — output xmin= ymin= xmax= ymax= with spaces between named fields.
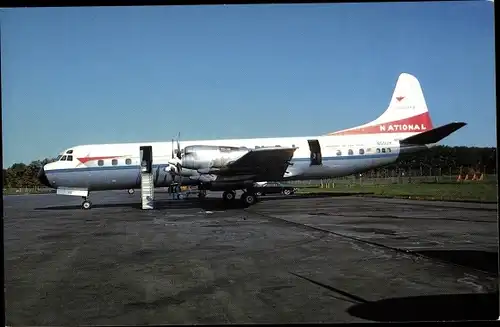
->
xmin=66 ymin=150 xmax=73 ymax=154
xmin=56 ymin=155 xmax=62 ymax=161
xmin=61 ymin=155 xmax=67 ymax=161
xmin=67 ymin=155 xmax=73 ymax=161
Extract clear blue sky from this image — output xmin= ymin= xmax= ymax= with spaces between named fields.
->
xmin=1 ymin=2 xmax=496 ymax=167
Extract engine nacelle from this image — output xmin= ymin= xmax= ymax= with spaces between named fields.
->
xmin=181 ymin=145 xmax=250 ymax=170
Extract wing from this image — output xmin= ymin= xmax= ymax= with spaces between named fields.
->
xmin=199 ymin=146 xmax=297 ymax=181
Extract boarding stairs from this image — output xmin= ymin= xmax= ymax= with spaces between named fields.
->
xmin=141 ymin=171 xmax=155 ymax=209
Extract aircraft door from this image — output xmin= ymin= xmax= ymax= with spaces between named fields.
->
xmin=140 ymin=146 xmax=153 ymax=173
xmin=307 ymin=139 xmax=322 ymax=166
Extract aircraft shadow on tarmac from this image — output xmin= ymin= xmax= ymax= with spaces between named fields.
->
xmin=347 ymin=291 xmax=499 ymax=322
xmin=414 ymin=249 xmax=499 ymax=275
xmin=34 ymin=192 xmax=370 ymax=211
xmin=290 ymin=271 xmax=498 ymax=322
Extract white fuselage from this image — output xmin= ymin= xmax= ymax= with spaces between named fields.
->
xmin=41 ymin=131 xmax=426 ymax=192
xmin=39 ymin=72 xmax=445 ymax=194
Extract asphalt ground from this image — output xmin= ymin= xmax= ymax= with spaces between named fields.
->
xmin=3 ymin=190 xmax=499 ymax=324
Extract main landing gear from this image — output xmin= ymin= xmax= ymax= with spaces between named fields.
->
xmin=222 ymin=190 xmax=258 ymax=206
xmin=82 ymin=196 xmax=92 ymax=210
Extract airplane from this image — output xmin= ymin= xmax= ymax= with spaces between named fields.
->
xmin=37 ymin=73 xmax=466 ymax=209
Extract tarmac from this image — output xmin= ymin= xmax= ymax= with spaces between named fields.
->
xmin=3 ymin=190 xmax=499 ymax=324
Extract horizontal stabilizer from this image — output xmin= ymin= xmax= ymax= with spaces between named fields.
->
xmin=399 ymin=122 xmax=467 ymax=145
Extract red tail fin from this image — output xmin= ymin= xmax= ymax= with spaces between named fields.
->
xmin=328 ymin=73 xmax=434 ymax=136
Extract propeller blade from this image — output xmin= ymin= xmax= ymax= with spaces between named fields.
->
xmin=176 ymin=132 xmax=181 ymax=159
xmin=171 ymin=138 xmax=174 ymax=159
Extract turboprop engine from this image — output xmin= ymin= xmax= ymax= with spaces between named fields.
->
xmin=180 ymin=145 xmax=250 ymax=171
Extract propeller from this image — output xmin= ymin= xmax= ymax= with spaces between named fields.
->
xmin=176 ymin=132 xmax=182 ymax=159
xmin=168 ymin=132 xmax=183 ymax=184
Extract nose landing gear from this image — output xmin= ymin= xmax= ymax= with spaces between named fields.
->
xmin=82 ymin=196 xmax=92 ymax=210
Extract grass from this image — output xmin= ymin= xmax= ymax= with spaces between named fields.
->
xmin=4 ymin=179 xmax=497 ymax=203
xmin=296 ymin=181 xmax=498 ymax=203
xmin=3 ymin=188 xmax=55 ymax=195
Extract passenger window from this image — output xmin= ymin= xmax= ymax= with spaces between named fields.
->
xmin=376 ymin=148 xmax=381 ymax=153
xmin=336 ymin=150 xmax=342 ymax=156
xmin=359 ymin=149 xmax=365 ymax=155
xmin=292 ymin=144 xmax=295 ymax=148
xmin=112 ymin=159 xmax=118 ymax=166
xmin=382 ymin=148 xmax=386 ymax=153
xmin=348 ymin=149 xmax=353 ymax=155
xmin=67 ymin=155 xmax=73 ymax=161
xmin=61 ymin=155 xmax=67 ymax=161
xmin=125 ymin=158 xmax=132 ymax=165
xmin=98 ymin=160 xmax=104 ymax=166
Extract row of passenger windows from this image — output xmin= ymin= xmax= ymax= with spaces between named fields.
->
xmin=97 ymin=158 xmax=133 ymax=166
xmin=337 ymin=147 xmax=392 ymax=156
xmin=253 ymin=145 xmax=392 ymax=156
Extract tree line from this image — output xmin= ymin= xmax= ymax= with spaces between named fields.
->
xmin=380 ymin=145 xmax=497 ymax=177
xmin=2 ymin=145 xmax=497 ymax=189
xmin=3 ymin=158 xmax=56 ymax=189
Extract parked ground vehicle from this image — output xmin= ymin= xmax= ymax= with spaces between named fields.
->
xmin=254 ymin=182 xmax=297 ymax=196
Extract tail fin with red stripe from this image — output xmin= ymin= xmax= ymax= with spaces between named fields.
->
xmin=327 ymin=73 xmax=434 ymax=136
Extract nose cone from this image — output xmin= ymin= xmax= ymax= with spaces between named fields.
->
xmin=37 ymin=167 xmax=52 ymax=188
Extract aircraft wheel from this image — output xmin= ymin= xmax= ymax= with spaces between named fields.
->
xmin=128 ymin=188 xmax=135 ymax=195
xmin=222 ymin=191 xmax=236 ymax=201
xmin=82 ymin=200 xmax=92 ymax=210
xmin=283 ymin=189 xmax=291 ymax=196
xmin=241 ymin=192 xmax=257 ymax=206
